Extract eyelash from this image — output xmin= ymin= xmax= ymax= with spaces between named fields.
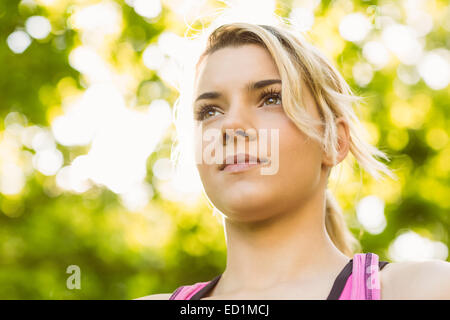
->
xmin=194 ymin=88 xmax=282 ymax=121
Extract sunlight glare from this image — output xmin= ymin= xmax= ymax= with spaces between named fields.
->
xmin=356 ymin=195 xmax=387 ymax=234
xmin=25 ymin=16 xmax=51 ymax=40
xmin=7 ymin=30 xmax=32 ymax=54
xmin=389 ymin=230 xmax=449 ymax=261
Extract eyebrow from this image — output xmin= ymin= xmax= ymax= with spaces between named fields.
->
xmin=195 ymin=79 xmax=281 ymax=102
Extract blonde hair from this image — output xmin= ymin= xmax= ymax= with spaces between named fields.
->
xmin=171 ymin=21 xmax=398 ymax=258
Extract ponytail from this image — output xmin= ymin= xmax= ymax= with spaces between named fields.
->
xmin=325 ymin=189 xmax=361 ymax=257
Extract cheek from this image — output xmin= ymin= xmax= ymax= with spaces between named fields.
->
xmin=196 ymin=147 xmax=222 ymax=194
xmin=276 ymin=120 xmax=324 ymax=184
xmin=196 ymin=162 xmax=214 ymax=186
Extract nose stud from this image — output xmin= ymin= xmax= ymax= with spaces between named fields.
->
xmin=236 ymin=129 xmax=248 ymax=137
xmin=224 ymin=129 xmax=250 ymax=143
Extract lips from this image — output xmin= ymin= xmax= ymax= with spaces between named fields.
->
xmin=219 ymin=153 xmax=262 ymax=171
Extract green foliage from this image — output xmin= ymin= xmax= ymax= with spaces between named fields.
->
xmin=0 ymin=0 xmax=448 ymax=299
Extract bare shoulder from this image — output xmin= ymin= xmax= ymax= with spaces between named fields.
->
xmin=381 ymin=259 xmax=450 ymax=300
xmin=134 ymin=293 xmax=172 ymax=300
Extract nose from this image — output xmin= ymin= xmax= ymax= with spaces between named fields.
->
xmin=221 ymin=104 xmax=257 ymax=145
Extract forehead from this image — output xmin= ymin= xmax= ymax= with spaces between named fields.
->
xmin=194 ymin=44 xmax=280 ymax=93
xmin=193 ymin=43 xmax=322 ymax=121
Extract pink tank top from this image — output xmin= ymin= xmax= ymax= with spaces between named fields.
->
xmin=169 ymin=252 xmax=389 ymax=300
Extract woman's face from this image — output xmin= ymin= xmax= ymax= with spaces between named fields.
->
xmin=193 ymin=44 xmax=328 ymax=222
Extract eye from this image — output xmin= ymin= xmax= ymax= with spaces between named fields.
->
xmin=262 ymin=94 xmax=282 ymax=106
xmin=194 ymin=104 xmax=222 ymax=121
xmin=260 ymin=88 xmax=282 ymax=107
xmin=194 ymin=89 xmax=282 ymax=121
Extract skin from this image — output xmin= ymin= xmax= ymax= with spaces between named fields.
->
xmin=190 ymin=44 xmax=350 ymax=299
xmin=137 ymin=44 xmax=450 ymax=300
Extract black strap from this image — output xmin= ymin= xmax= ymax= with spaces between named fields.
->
xmin=379 ymin=261 xmax=390 ymax=270
xmin=190 ymin=274 xmax=222 ymax=300
xmin=326 ymin=259 xmax=354 ymax=300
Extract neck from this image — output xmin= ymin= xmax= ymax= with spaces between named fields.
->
xmin=216 ymin=186 xmax=350 ymax=294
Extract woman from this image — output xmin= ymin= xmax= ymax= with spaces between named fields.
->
xmin=138 ymin=22 xmax=450 ymax=300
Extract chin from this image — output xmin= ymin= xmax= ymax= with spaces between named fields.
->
xmin=216 ymin=192 xmax=276 ymax=221
xmin=222 ymin=209 xmax=277 ymax=224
